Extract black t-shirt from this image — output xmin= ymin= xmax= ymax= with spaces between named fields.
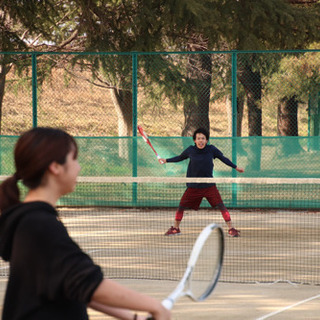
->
xmin=0 ymin=201 xmax=104 ymax=320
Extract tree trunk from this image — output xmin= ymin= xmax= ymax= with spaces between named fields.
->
xmin=226 ymin=94 xmax=247 ymax=155
xmin=110 ymin=88 xmax=133 ymax=159
xmin=237 ymin=95 xmax=245 ymax=137
xmin=226 ymin=94 xmax=244 ymax=136
xmin=277 ymin=96 xmax=299 ymax=136
xmin=237 ymin=62 xmax=262 ymax=171
xmin=182 ymin=53 xmax=212 ymax=137
xmin=277 ymin=96 xmax=303 ymax=155
xmin=238 ymin=66 xmax=262 ymax=136
xmin=226 ymin=95 xmax=232 ymax=136
xmin=0 ymin=63 xmax=7 ymax=135
xmin=236 ymin=95 xmax=248 ymax=156
xmin=308 ymin=92 xmax=320 ymax=150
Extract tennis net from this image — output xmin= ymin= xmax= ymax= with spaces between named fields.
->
xmin=0 ymin=176 xmax=320 ymax=284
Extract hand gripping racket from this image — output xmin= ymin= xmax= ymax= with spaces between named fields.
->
xmin=148 ymin=224 xmax=224 ymax=318
xmin=137 ymin=125 xmax=163 ymax=163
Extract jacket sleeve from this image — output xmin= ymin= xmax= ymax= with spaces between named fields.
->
xmin=18 ymin=212 xmax=104 ymax=303
xmin=166 ymin=147 xmax=190 ymax=163
xmin=213 ymin=146 xmax=237 ymax=169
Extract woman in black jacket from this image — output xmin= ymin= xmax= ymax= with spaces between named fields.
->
xmin=0 ymin=127 xmax=170 ymax=320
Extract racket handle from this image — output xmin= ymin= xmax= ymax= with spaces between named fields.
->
xmin=162 ymin=298 xmax=173 ymax=310
xmin=145 ymin=299 xmax=173 ymax=319
xmin=157 ymin=155 xmax=165 ymax=164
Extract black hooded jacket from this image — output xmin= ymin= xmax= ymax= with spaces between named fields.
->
xmin=0 ymin=201 xmax=103 ymax=320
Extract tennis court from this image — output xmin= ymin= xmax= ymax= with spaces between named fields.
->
xmin=0 ymin=178 xmax=320 ymax=319
xmin=58 ymin=205 xmax=320 ymax=319
xmin=56 ymin=206 xmax=320 ymax=285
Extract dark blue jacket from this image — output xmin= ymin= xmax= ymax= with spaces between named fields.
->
xmin=167 ymin=144 xmax=236 ymax=188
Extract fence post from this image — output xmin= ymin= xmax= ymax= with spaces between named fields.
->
xmin=32 ymin=53 xmax=37 ymax=128
xmin=132 ymin=52 xmax=138 ymax=204
xmin=231 ymin=51 xmax=238 ymax=206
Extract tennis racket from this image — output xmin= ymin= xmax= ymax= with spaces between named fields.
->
xmin=148 ymin=224 xmax=224 ymax=318
xmin=137 ymin=125 xmax=163 ymax=163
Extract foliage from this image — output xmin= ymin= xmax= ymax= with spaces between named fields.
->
xmin=0 ymin=0 xmax=72 ymax=51
xmin=2 ymin=0 xmax=320 ymax=137
xmin=268 ymin=50 xmax=320 ymax=102
xmin=215 ymin=0 xmax=320 ymax=51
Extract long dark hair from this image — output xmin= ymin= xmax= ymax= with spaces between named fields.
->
xmin=0 ymin=127 xmax=78 ymax=213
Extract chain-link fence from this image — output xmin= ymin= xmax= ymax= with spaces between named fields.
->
xmin=0 ymin=50 xmax=320 ymax=179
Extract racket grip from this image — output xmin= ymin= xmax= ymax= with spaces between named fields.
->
xmin=145 ymin=299 xmax=173 ymax=319
xmin=157 ymin=155 xmax=165 ymax=164
xmin=162 ymin=298 xmax=173 ymax=310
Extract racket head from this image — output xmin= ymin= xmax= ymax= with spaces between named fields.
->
xmin=137 ymin=125 xmax=148 ymax=141
xmin=187 ymin=224 xmax=224 ymax=301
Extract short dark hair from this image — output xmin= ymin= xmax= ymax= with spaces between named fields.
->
xmin=193 ymin=128 xmax=209 ymax=141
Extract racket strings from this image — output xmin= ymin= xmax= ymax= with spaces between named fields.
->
xmin=190 ymin=228 xmax=223 ymax=300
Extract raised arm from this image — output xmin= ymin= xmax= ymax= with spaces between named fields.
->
xmin=158 ymin=147 xmax=190 ymax=165
xmin=213 ymin=147 xmax=244 ymax=173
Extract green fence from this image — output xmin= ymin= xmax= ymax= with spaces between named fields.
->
xmin=0 ymin=49 xmax=320 ymax=196
xmin=2 ymin=50 xmax=320 ymax=287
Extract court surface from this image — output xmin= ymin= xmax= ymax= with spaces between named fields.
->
xmin=1 ymin=207 xmax=319 ymax=319
xmin=57 ymin=207 xmax=320 ymax=285
xmin=1 ymin=278 xmax=319 ymax=319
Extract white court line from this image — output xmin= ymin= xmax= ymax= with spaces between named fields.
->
xmin=256 ymin=293 xmax=320 ymax=320
xmin=87 ymin=249 xmax=104 ymax=254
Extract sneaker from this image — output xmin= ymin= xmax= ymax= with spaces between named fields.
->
xmin=164 ymin=226 xmax=181 ymax=236
xmin=228 ymin=227 xmax=240 ymax=237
